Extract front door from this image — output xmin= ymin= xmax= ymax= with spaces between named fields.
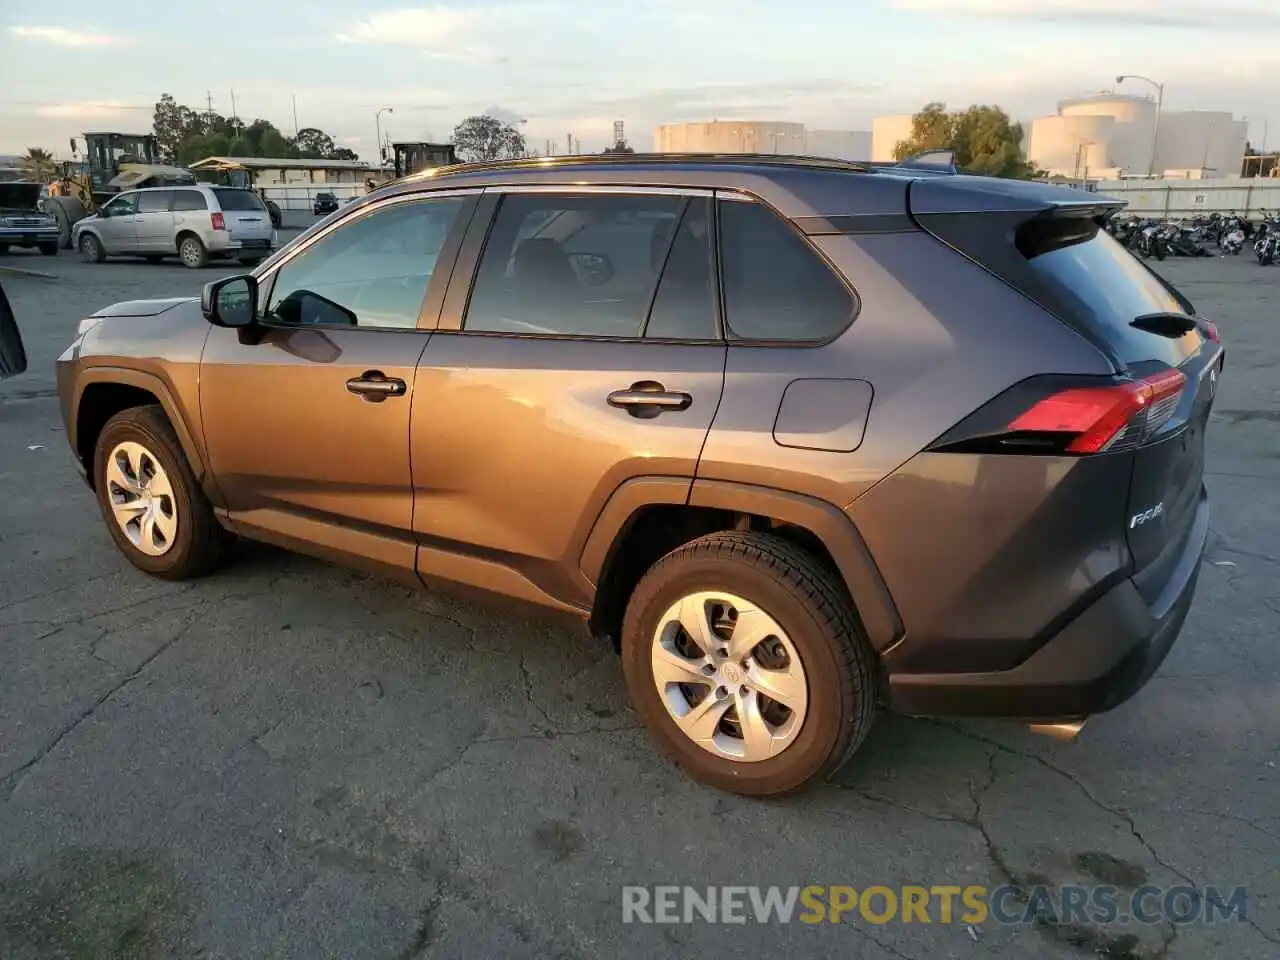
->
xmin=95 ymin=192 xmax=139 ymax=254
xmin=411 ymin=188 xmax=726 ymax=608
xmin=199 ymin=191 xmax=476 ymax=578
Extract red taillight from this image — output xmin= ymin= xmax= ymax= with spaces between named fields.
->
xmin=210 ymin=212 xmax=226 ymax=231
xmin=1202 ymin=320 xmax=1220 ymax=343
xmin=1009 ymin=368 xmax=1186 ymax=454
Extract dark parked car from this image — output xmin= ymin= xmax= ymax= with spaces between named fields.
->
xmin=55 ymin=154 xmax=1223 ymax=795
xmin=312 ymin=192 xmax=339 ymax=215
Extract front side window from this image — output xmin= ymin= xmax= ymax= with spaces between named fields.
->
xmin=103 ymin=193 xmax=138 ymax=217
xmin=719 ymin=200 xmax=855 ymax=342
xmin=265 ymin=196 xmax=465 ymax=329
xmin=464 ymin=193 xmax=715 ymax=339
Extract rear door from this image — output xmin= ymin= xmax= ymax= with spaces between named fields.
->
xmin=410 ymin=187 xmax=726 ymax=608
xmin=212 ymin=188 xmax=274 ymax=251
xmin=134 ymin=189 xmax=175 ymax=252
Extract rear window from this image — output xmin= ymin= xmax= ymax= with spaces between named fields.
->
xmin=1023 ymin=222 xmax=1198 ymax=366
xmin=213 ymin=188 xmax=265 ymax=212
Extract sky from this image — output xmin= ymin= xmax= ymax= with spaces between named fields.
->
xmin=1 ymin=0 xmax=1278 ymax=160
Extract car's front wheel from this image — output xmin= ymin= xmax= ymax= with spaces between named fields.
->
xmin=93 ymin=405 xmax=234 ymax=579
xmin=621 ymin=531 xmax=877 ymax=796
xmin=79 ymin=232 xmax=105 ymax=263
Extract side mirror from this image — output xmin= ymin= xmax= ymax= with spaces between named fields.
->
xmin=272 ymin=289 xmax=357 ymax=327
xmin=0 ymin=278 xmax=29 ymax=379
xmin=202 ymin=274 xmax=259 ymax=328
xmin=569 ymin=252 xmax=614 ymax=287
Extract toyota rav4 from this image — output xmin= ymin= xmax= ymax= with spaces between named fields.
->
xmin=55 ymin=154 xmax=1224 ymax=795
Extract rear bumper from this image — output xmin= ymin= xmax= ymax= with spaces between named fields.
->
xmin=886 ymin=486 xmax=1209 ymax=721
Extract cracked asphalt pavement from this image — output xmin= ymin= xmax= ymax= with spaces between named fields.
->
xmin=0 ymin=250 xmax=1277 ymax=959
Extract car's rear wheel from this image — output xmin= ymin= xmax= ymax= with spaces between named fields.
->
xmin=178 ymin=234 xmax=207 ymax=269
xmin=93 ymin=405 xmax=234 ymax=580
xmin=621 ymin=531 xmax=876 ymax=796
xmin=79 ymin=233 xmax=105 ymax=263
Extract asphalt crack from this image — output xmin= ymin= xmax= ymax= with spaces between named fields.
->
xmin=926 ymin=720 xmax=1280 ymax=947
xmin=1 ymin=613 xmax=201 ymax=801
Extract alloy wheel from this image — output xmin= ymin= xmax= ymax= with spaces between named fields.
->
xmin=650 ymin=590 xmax=808 ymax=762
xmin=105 ymin=440 xmax=178 ymax=556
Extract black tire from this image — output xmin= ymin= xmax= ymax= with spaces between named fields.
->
xmin=93 ymin=405 xmax=234 ymax=580
xmin=39 ymin=243 xmax=58 ymax=257
xmin=621 ymin=531 xmax=877 ymax=796
xmin=177 ymin=233 xmax=207 ymax=269
xmin=0 ymin=243 xmax=8 ymax=255
xmin=143 ymin=254 xmax=164 ymax=264
xmin=79 ymin=232 xmax=105 ymax=263
xmin=238 ymin=256 xmax=263 ymax=267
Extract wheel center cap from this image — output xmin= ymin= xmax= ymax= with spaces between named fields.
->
xmin=720 ymin=662 xmax=742 ymax=685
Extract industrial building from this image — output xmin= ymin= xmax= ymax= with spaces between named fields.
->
xmin=1026 ymin=93 xmax=1248 ymax=180
xmin=652 ymin=121 xmax=870 ymax=161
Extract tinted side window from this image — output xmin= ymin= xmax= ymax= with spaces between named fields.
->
xmin=719 ymin=200 xmax=855 ymax=342
xmin=464 ymin=193 xmax=684 ymax=337
xmin=137 ymin=190 xmax=173 ymax=213
xmin=105 ymin=193 xmax=138 ymax=217
xmin=265 ymin=197 xmax=465 ymax=329
xmin=644 ymin=198 xmax=716 ymax=340
xmin=171 ymin=190 xmax=207 ymax=212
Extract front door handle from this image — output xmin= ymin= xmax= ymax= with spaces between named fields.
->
xmin=346 ymin=370 xmax=406 ymax=402
xmin=607 ymin=381 xmax=693 ymax=418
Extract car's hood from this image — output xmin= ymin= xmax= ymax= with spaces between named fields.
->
xmin=91 ymin=297 xmax=198 ymax=318
xmin=0 ymin=182 xmax=42 ymax=213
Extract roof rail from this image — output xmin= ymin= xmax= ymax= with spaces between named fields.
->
xmin=394 ymin=151 xmax=875 ymax=186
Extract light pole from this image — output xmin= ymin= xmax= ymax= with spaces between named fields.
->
xmin=1116 ymin=74 xmax=1164 ymax=178
xmin=375 ymin=106 xmax=393 ymax=166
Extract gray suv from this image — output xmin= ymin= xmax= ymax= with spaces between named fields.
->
xmin=73 ymin=184 xmax=275 ymax=268
xmin=55 ymin=154 xmax=1222 ymax=795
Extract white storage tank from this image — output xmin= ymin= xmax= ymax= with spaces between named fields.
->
xmin=653 ymin=121 xmax=807 ymax=155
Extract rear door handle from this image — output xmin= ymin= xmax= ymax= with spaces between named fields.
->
xmin=607 ymin=381 xmax=692 ymax=418
xmin=346 ymin=370 xmax=406 ymax=402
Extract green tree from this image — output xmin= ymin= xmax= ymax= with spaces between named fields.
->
xmin=176 ymin=132 xmax=231 ymax=166
xmin=293 ymin=127 xmax=336 ymax=159
xmin=894 ymin=102 xmax=1039 ymax=179
xmin=19 ymin=147 xmax=58 ymax=182
xmin=451 ymin=115 xmax=526 ymax=162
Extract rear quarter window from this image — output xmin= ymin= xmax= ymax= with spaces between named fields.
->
xmin=213 ymin=189 xmax=265 ymax=212
xmin=719 ymin=199 xmax=856 ymax=343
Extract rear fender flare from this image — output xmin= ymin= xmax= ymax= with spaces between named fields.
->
xmin=579 ymin=476 xmax=903 ymax=653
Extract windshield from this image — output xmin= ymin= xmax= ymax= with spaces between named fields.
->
xmin=213 ymin=188 xmax=265 ymax=212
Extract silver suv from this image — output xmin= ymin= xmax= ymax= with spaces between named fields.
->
xmin=73 ymin=185 xmax=276 ymax=268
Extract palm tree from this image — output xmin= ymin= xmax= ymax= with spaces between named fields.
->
xmin=19 ymin=147 xmax=58 ymax=183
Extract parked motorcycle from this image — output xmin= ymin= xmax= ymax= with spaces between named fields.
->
xmin=1254 ymin=214 xmax=1280 ymax=265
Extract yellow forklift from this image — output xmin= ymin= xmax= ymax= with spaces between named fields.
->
xmin=45 ymin=132 xmax=197 ymax=247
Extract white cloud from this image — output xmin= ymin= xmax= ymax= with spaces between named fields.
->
xmin=335 ymin=7 xmax=483 ymax=46
xmin=8 ymin=25 xmax=123 ymax=47
xmin=893 ymin=0 xmax=1279 ymax=28
xmin=34 ymin=101 xmax=145 ymax=119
